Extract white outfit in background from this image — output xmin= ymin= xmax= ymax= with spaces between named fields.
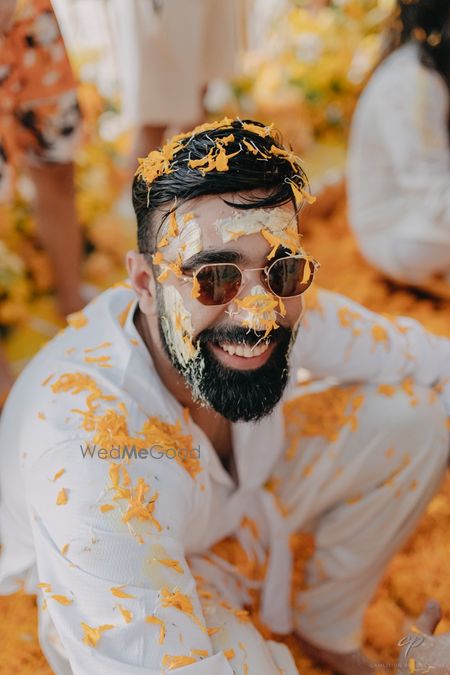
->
xmin=0 ymin=283 xmax=449 ymax=674
xmin=112 ymin=0 xmax=239 ymax=127
xmin=348 ymin=43 xmax=450 ymax=284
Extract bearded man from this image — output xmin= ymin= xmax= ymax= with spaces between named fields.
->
xmin=1 ymin=118 xmax=449 ymax=674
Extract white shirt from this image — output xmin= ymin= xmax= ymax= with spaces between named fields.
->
xmin=1 ymin=282 xmax=450 ymax=673
xmin=347 ymin=43 xmax=450 ymax=244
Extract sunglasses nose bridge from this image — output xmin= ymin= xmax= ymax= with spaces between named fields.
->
xmin=237 ymin=266 xmax=270 ymax=298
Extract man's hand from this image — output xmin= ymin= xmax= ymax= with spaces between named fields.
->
xmin=0 ymin=0 xmax=17 ymax=34
xmin=397 ymin=600 xmax=450 ymax=674
xmin=295 ymin=634 xmax=374 ymax=675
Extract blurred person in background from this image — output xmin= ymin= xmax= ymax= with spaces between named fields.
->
xmin=112 ymin=0 xmax=240 ymax=163
xmin=347 ymin=0 xmax=450 ymax=287
xmin=0 ymin=0 xmax=85 ymax=406
xmin=0 ymin=0 xmax=83 ymax=316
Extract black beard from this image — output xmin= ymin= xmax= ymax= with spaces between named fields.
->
xmin=158 ymin=305 xmax=294 ymax=422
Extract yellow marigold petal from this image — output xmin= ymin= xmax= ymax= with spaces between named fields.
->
xmin=51 ymin=595 xmax=73 ymax=606
xmin=157 ymin=268 xmax=170 ymax=283
xmin=52 ymin=468 xmax=65 ymax=481
xmin=224 ymin=648 xmax=235 ymax=660
xmin=261 ymin=229 xmax=281 ymax=259
xmin=61 ymin=543 xmax=69 ymax=555
xmin=81 ymin=622 xmax=114 ymax=647
xmin=243 ymin=139 xmax=258 ymax=155
xmin=371 ymin=323 xmax=389 ymax=347
xmin=146 ymin=615 xmax=166 ymax=644
xmin=56 ymin=488 xmax=68 ymax=506
xmin=157 ymin=559 xmax=184 ymax=574
xmin=121 ymin=464 xmax=131 ymax=486
xmin=377 ymin=384 xmax=396 ymax=397
xmin=191 ymin=276 xmax=200 ymax=299
xmin=38 ymin=582 xmax=52 ymax=592
xmin=402 ymin=377 xmax=415 ymax=397
xmin=215 ymin=147 xmax=230 ymax=172
xmin=289 ymin=181 xmax=303 ymax=208
xmin=234 ymin=609 xmax=250 ymax=622
xmin=118 ymin=300 xmax=134 ymax=328
xmin=67 ymin=311 xmax=88 ymax=329
xmin=99 ymin=504 xmax=116 ymax=513
xmin=162 ymin=655 xmax=197 ymax=670
xmin=118 ymin=605 xmax=133 ymax=624
xmin=346 ymin=494 xmax=363 ymax=505
xmin=207 ymin=626 xmax=220 ymax=636
xmin=153 ymin=252 xmax=164 ymax=266
xmin=38 ymin=411 xmax=46 ymax=420
xmin=84 ymin=355 xmax=112 ymax=368
xmin=84 ymin=342 xmax=112 ymax=353
xmin=160 ymin=586 xmax=205 ymax=630
xmin=157 ymin=235 xmax=170 ymax=249
xmin=168 ymin=212 xmax=178 ymax=237
xmin=188 ymin=150 xmax=214 ymax=170
xmin=110 ymin=585 xmax=136 ymax=599
xmin=242 ymin=122 xmax=274 ymax=137
xmin=191 ymin=649 xmax=209 ymax=657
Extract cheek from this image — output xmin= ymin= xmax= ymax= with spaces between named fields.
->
xmin=188 ymin=300 xmax=227 ymax=339
xmin=160 ymin=284 xmax=197 ymax=365
xmin=161 ymin=280 xmax=224 ymax=344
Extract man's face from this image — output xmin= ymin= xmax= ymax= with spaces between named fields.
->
xmin=147 ymin=194 xmax=306 ymax=422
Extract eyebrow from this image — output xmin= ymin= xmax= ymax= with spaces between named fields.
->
xmin=181 ymin=249 xmax=246 ymax=271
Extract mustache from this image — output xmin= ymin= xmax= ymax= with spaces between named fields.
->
xmin=196 ymin=324 xmax=292 ymax=348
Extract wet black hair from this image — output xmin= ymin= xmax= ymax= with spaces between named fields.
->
xmin=131 ymin=119 xmax=308 ymax=254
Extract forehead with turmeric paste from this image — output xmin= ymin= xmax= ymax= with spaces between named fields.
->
xmin=154 ymin=196 xmax=302 ymax=267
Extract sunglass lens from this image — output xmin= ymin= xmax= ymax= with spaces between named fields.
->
xmin=269 ymin=257 xmax=315 ymax=297
xmin=195 ymin=264 xmax=241 ymax=305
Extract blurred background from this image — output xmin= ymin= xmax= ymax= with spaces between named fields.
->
xmin=1 ymin=0 xmax=450 ymax=672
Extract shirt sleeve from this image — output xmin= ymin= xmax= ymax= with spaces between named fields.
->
xmin=25 ymin=438 xmax=234 ymax=675
xmin=375 ymin=61 xmax=450 ymax=229
xmin=295 ymin=288 xmax=450 ymax=415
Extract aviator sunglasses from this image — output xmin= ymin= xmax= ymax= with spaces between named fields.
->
xmin=179 ymin=253 xmax=320 ymax=306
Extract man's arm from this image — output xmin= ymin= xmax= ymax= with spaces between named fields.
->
xmin=297 ymin=288 xmax=450 ymax=415
xmin=27 ymin=438 xmax=234 ymax=674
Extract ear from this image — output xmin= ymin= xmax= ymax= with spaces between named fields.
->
xmin=126 ymin=251 xmax=158 ymax=317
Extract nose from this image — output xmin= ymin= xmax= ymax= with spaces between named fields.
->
xmin=235 ymin=267 xmax=267 ymax=299
xmin=226 ymin=283 xmax=279 ymax=336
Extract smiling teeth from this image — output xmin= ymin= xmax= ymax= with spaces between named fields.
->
xmin=219 ymin=342 xmax=270 ymax=358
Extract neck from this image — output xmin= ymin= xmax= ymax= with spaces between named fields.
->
xmin=135 ymin=308 xmax=232 ymax=457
